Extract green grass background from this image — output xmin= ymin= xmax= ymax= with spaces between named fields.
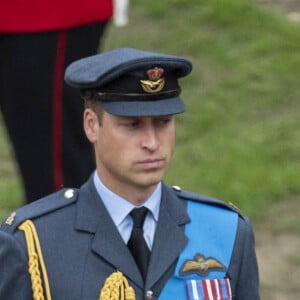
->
xmin=1 ymin=0 xmax=299 ymax=221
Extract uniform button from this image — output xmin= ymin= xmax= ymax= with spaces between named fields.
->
xmin=5 ymin=211 xmax=16 ymax=225
xmin=64 ymin=189 xmax=74 ymax=199
xmin=146 ymin=291 xmax=153 ymax=300
xmin=172 ymin=185 xmax=182 ymax=192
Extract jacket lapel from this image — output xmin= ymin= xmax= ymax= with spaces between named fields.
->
xmin=91 ymin=222 xmax=144 ymax=288
xmin=74 ymin=177 xmax=144 ymax=288
xmin=146 ymin=185 xmax=190 ymax=291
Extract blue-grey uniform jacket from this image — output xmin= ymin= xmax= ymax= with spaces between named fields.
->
xmin=0 ymin=176 xmax=260 ymax=299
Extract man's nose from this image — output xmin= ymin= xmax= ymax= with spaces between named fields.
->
xmin=141 ymin=126 xmax=159 ymax=151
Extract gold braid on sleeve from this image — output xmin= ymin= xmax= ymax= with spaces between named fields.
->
xmin=99 ymin=271 xmax=136 ymax=300
xmin=18 ymin=220 xmax=52 ymax=300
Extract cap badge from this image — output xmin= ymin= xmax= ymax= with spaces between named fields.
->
xmin=180 ymin=253 xmax=225 ymax=276
xmin=140 ymin=67 xmax=165 ymax=93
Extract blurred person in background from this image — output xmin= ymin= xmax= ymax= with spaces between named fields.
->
xmin=0 ymin=0 xmax=113 ymax=203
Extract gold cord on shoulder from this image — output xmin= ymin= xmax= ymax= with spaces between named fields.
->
xmin=99 ymin=271 xmax=135 ymax=300
xmin=18 ymin=220 xmax=52 ymax=300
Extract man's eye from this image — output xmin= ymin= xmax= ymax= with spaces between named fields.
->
xmin=157 ymin=118 xmax=171 ymax=125
xmin=126 ymin=121 xmax=140 ymax=128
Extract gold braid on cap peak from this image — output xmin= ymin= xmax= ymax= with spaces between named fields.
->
xmin=99 ymin=271 xmax=136 ymax=300
xmin=18 ymin=220 xmax=52 ymax=300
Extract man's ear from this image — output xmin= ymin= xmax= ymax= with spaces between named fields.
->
xmin=83 ymin=108 xmax=99 ymax=143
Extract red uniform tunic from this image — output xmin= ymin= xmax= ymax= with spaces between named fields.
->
xmin=0 ymin=0 xmax=113 ymax=32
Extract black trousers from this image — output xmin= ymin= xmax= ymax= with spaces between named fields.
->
xmin=0 ymin=21 xmax=109 ymax=203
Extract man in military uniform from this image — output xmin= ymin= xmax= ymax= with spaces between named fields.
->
xmin=0 ymin=48 xmax=260 ymax=300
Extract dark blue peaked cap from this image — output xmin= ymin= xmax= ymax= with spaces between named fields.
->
xmin=65 ymin=48 xmax=192 ymax=116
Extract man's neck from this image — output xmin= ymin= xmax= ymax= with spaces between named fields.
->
xmin=96 ymin=170 xmax=161 ymax=206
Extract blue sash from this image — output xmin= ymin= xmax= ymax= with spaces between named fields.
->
xmin=159 ymin=200 xmax=238 ymax=299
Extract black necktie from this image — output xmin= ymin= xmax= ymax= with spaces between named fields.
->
xmin=127 ymin=207 xmax=150 ymax=280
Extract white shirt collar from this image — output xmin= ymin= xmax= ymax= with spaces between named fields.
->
xmin=93 ymin=171 xmax=161 ymax=227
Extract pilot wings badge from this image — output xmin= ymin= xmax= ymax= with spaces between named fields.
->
xmin=180 ymin=253 xmax=225 ymax=277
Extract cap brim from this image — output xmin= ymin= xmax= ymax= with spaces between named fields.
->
xmin=100 ymin=97 xmax=186 ymax=117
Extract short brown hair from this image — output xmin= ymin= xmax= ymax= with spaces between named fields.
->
xmin=84 ymin=99 xmax=103 ymax=124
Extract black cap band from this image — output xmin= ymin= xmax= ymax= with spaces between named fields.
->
xmin=81 ymin=88 xmax=181 ymax=102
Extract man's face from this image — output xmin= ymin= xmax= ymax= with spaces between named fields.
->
xmin=85 ymin=109 xmax=176 ymax=200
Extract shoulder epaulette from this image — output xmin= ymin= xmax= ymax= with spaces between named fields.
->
xmin=1 ymin=188 xmax=78 ymax=233
xmin=170 ymin=185 xmax=243 ymax=217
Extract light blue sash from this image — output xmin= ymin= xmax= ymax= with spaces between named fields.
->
xmin=158 ymin=200 xmax=238 ymax=299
